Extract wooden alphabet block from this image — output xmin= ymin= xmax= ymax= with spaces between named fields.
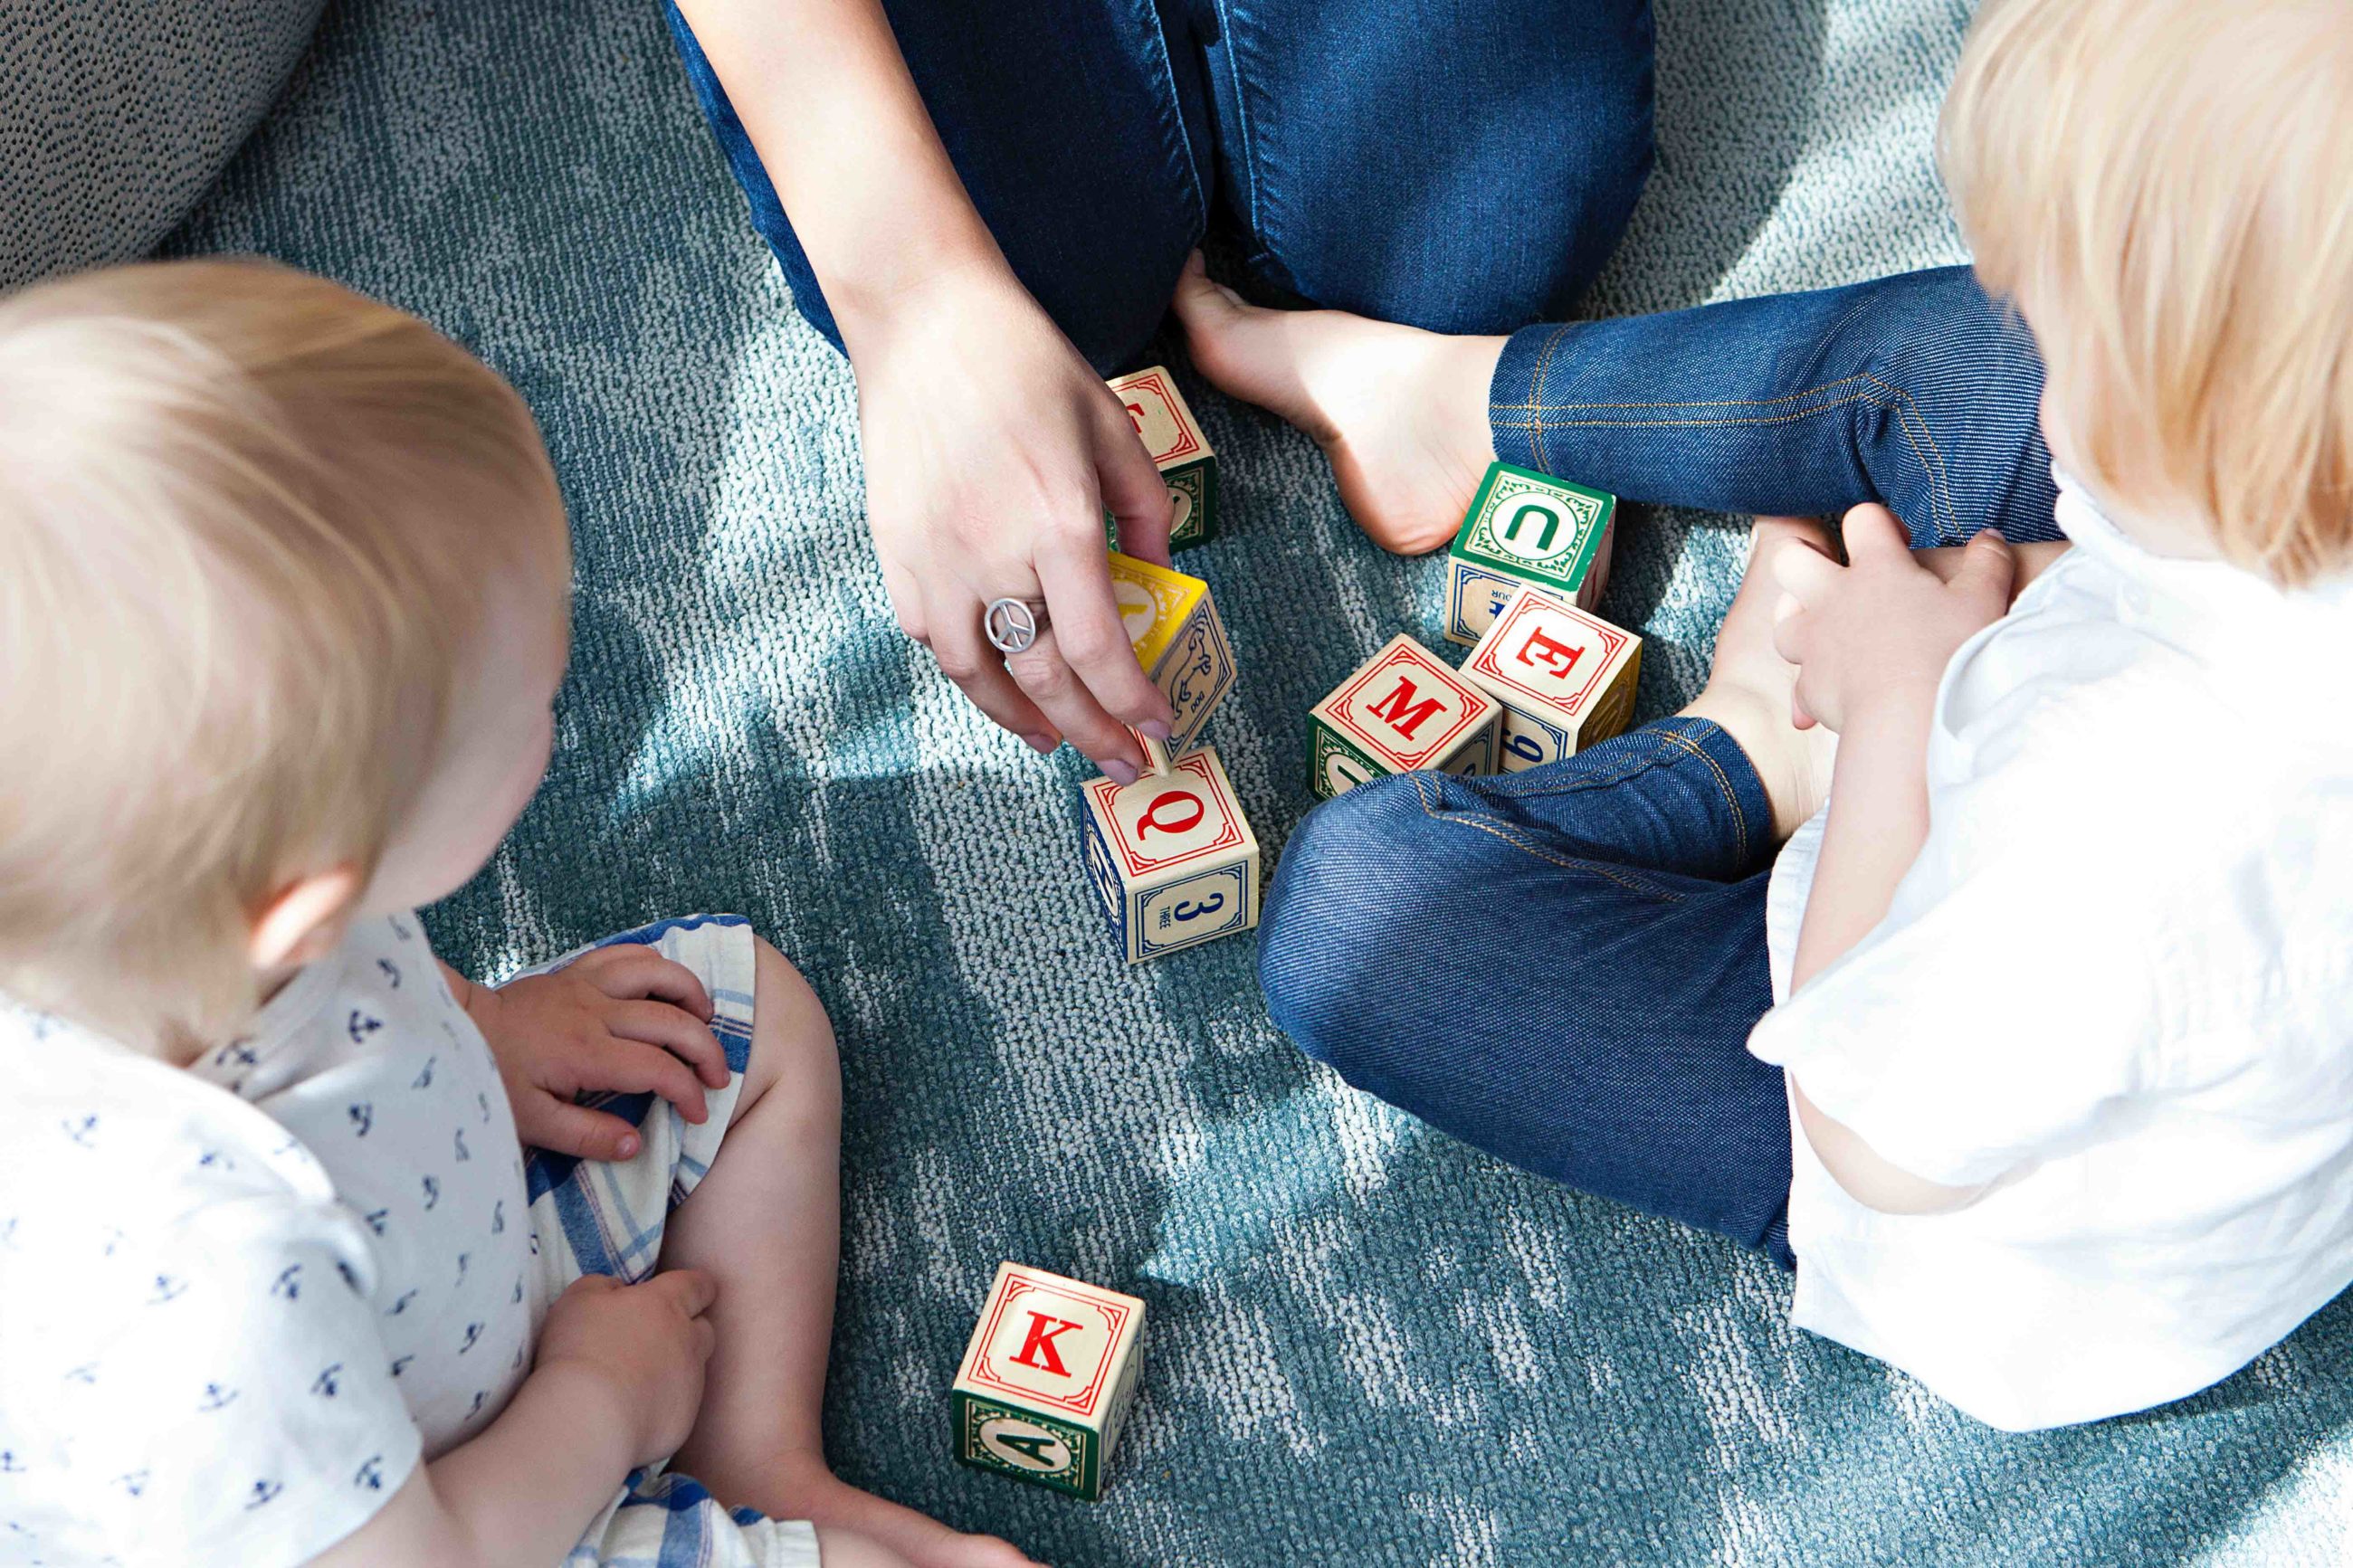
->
xmin=1109 ymin=549 xmax=1234 ymax=771
xmin=952 ymin=1262 xmax=1147 ymax=1501
xmin=1443 ymin=461 xmax=1618 ymax=646
xmin=1079 ymin=746 xmax=1259 ymax=963
xmin=1460 ymin=585 xmax=1643 ymax=770
xmin=1307 ymin=634 xmax=1500 ymax=801
xmin=1107 ymin=365 xmax=1219 ymax=552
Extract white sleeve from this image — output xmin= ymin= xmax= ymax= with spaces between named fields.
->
xmin=1747 ymin=764 xmax=2170 ymax=1190
xmin=5 ymin=1185 xmax=421 ymax=1568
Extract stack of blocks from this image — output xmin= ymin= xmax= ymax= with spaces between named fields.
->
xmin=1310 ymin=461 xmax=1642 ymax=802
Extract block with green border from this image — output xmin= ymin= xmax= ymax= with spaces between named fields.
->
xmin=1443 ymin=461 xmax=1618 ymax=645
xmin=1306 ymin=633 xmax=1500 ymax=801
xmin=1108 ymin=365 xmax=1219 ymax=553
xmin=952 ymin=1262 xmax=1147 ymax=1501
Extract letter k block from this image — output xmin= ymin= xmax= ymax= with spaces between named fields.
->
xmin=952 ymin=1262 xmax=1148 ymax=1501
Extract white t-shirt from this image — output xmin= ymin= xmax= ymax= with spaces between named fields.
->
xmin=0 ymin=913 xmax=537 ymax=1565
xmin=1749 ymin=478 xmax=2353 ymax=1430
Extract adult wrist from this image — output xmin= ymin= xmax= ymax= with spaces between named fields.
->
xmin=829 ymin=244 xmax=1022 ymax=357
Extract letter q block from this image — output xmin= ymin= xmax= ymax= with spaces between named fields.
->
xmin=1307 ymin=634 xmax=1500 ymax=801
xmin=1079 ymin=746 xmax=1259 ymax=963
xmin=1110 ymin=549 xmax=1234 ymax=772
xmin=1443 ymin=460 xmax=1618 ymax=645
xmin=1461 ymin=585 xmax=1643 ymax=770
xmin=1107 ymin=365 xmax=1218 ymax=552
xmin=953 ymin=1262 xmax=1147 ymax=1502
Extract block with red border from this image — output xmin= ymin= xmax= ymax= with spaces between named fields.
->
xmin=1443 ymin=461 xmax=1618 ymax=645
xmin=952 ymin=1262 xmax=1148 ymax=1501
xmin=1460 ymin=585 xmax=1643 ymax=770
xmin=1109 ymin=551 xmax=1234 ymax=773
xmin=1079 ymin=746 xmax=1259 ymax=963
xmin=1306 ymin=634 xmax=1500 ymax=801
xmin=1106 ymin=365 xmax=1219 ymax=552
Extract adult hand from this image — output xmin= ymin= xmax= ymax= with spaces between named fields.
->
xmin=847 ymin=264 xmax=1177 ymax=782
xmin=535 ymin=1271 xmax=719 ymax=1468
xmin=1771 ymin=504 xmax=2014 ymax=734
xmin=455 ymin=948 xmax=730 ymax=1161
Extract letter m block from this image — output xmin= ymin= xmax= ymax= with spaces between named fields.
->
xmin=1306 ymin=634 xmax=1500 ymax=801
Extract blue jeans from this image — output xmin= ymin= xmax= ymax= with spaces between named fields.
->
xmin=1259 ymin=719 xmax=1798 ymax=1267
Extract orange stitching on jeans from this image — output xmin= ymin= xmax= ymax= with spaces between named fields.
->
xmin=1862 ymin=373 xmax=1957 ymax=541
xmin=1421 ymin=806 xmax=1685 ymax=901
xmin=1653 ymin=727 xmax=1750 ymax=866
xmin=1491 ymin=374 xmax=1883 ymax=414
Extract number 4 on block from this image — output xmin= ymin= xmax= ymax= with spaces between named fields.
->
xmin=952 ymin=1262 xmax=1147 ymax=1501
xmin=1307 ymin=634 xmax=1500 ymax=801
xmin=1079 ymin=746 xmax=1260 ymax=963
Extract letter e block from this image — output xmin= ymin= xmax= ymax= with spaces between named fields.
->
xmin=1460 ymin=585 xmax=1643 ymax=770
xmin=1443 ymin=461 xmax=1617 ymax=645
xmin=1107 ymin=365 xmax=1219 ymax=551
xmin=1109 ymin=550 xmax=1235 ymax=770
xmin=953 ymin=1262 xmax=1147 ymax=1502
xmin=1078 ymin=746 xmax=1259 ymax=963
xmin=1306 ymin=634 xmax=1500 ymax=801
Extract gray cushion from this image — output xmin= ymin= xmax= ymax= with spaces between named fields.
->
xmin=0 ymin=0 xmax=322 ymax=289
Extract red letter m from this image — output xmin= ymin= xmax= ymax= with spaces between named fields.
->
xmin=1011 ymin=1312 xmax=1083 ymax=1378
xmin=1367 ymin=676 xmax=1444 ymax=740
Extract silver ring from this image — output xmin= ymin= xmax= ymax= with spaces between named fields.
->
xmin=984 ymin=597 xmax=1049 ymax=656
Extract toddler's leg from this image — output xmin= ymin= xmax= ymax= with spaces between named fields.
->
xmin=1175 ymin=261 xmax=2054 ymax=556
xmin=661 ymin=941 xmax=1033 ymax=1568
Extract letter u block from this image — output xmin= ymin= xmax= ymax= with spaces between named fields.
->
xmin=1109 ymin=550 xmax=1235 ymax=772
xmin=1079 ymin=746 xmax=1260 ymax=963
xmin=1307 ymin=633 xmax=1500 ymax=801
xmin=1107 ymin=365 xmax=1218 ymax=552
xmin=953 ymin=1262 xmax=1147 ymax=1502
xmin=1443 ymin=461 xmax=1618 ymax=646
xmin=1461 ymin=585 xmax=1643 ymax=770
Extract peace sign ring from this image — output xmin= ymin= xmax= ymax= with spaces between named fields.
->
xmin=984 ymin=597 xmax=1050 ymax=656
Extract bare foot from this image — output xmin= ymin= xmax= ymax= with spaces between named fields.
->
xmin=1681 ymin=518 xmax=1843 ymax=840
xmin=1171 ymin=252 xmax=1504 ymax=556
xmin=777 ymin=1464 xmax=1041 ymax=1568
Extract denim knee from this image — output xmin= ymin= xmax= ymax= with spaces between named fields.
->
xmin=1258 ymin=775 xmax=1457 ymax=1081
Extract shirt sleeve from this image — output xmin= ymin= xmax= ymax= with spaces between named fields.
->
xmin=1747 ymin=757 xmax=2172 ymax=1190
xmin=9 ymin=1182 xmax=422 ymax=1568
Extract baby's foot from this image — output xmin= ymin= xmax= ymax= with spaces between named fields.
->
xmin=782 ymin=1465 xmax=1040 ymax=1568
xmin=1171 ymin=252 xmax=1505 ymax=556
xmin=1681 ymin=518 xmax=1843 ymax=841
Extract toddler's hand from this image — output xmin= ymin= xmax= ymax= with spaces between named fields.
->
xmin=1772 ymin=504 xmax=2015 ymax=735
xmin=465 ymin=946 xmax=732 ymax=1161
xmin=535 ymin=1270 xmax=718 ymax=1468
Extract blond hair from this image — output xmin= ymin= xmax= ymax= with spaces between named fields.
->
xmin=0 ymin=260 xmax=566 ymax=1053
xmin=1940 ymin=0 xmax=2353 ymax=584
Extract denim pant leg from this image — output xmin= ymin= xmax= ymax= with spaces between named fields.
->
xmin=663 ymin=1 xmax=1209 ymax=372
xmin=1490 ymin=265 xmax=2061 ymax=546
xmin=1205 ymin=0 xmax=1655 ymax=333
xmin=1259 ymin=719 xmax=1793 ymax=1262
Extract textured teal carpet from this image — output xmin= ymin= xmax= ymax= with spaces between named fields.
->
xmin=168 ymin=1 xmax=2353 ymax=1563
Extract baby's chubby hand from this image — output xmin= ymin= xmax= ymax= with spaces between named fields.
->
xmin=1772 ymin=504 xmax=2015 ymax=735
xmin=458 ymin=946 xmax=733 ymax=1161
xmin=535 ymin=1270 xmax=719 ymax=1468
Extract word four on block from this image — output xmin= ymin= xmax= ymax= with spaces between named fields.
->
xmin=1107 ymin=365 xmax=1218 ymax=552
xmin=1110 ymin=549 xmax=1234 ymax=772
xmin=1308 ymin=634 xmax=1500 ymax=801
xmin=952 ymin=1262 xmax=1147 ymax=1502
xmin=1443 ymin=460 xmax=1618 ymax=645
xmin=1462 ymin=584 xmax=1643 ymax=770
xmin=1080 ymin=746 xmax=1260 ymax=963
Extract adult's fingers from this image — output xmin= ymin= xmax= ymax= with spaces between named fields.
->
xmin=1029 ymin=525 xmax=1174 ymax=733
xmin=576 ymin=948 xmax=714 ymax=1020
xmin=594 ymin=1037 xmax=711 ymax=1125
xmin=520 ymin=1097 xmax=644 ymax=1163
xmin=605 ymin=1000 xmax=729 ymax=1089
xmin=1096 ymin=393 xmax=1175 ymax=568
xmin=1840 ymin=502 xmax=1911 ymax=561
xmin=1005 ymin=622 xmax=1147 ymax=779
xmin=927 ymin=586 xmax=1062 ymax=754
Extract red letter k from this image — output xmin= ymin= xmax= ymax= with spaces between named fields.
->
xmin=1011 ymin=1311 xmax=1084 ymax=1378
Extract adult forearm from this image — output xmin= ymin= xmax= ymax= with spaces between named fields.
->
xmin=674 ymin=0 xmax=1007 ymax=342
xmin=1790 ymin=698 xmax=1935 ymax=991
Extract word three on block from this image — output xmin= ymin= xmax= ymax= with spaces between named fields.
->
xmin=1080 ymin=746 xmax=1259 ymax=963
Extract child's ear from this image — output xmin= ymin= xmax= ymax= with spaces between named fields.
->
xmin=247 ymin=866 xmax=367 ymax=972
